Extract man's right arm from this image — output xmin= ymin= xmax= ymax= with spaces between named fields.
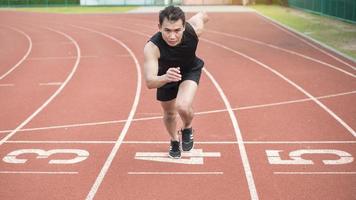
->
xmin=143 ymin=42 xmax=181 ymax=89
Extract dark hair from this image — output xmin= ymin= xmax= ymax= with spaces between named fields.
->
xmin=159 ymin=6 xmax=185 ymax=26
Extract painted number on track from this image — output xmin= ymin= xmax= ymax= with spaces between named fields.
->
xmin=266 ymin=149 xmax=354 ymax=165
xmin=2 ymin=149 xmax=89 ymax=164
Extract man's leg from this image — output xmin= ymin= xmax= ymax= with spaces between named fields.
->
xmin=160 ymin=99 xmax=179 ymax=141
xmin=176 ymin=80 xmax=198 ymax=129
xmin=176 ymin=80 xmax=198 ymax=151
xmin=161 ymin=99 xmax=181 ymax=158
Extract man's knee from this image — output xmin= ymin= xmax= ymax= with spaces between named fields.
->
xmin=176 ymin=101 xmax=192 ymax=116
xmin=163 ymin=111 xmax=177 ymax=122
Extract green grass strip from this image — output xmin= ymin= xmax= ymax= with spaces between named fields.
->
xmin=251 ymin=4 xmax=356 ymax=60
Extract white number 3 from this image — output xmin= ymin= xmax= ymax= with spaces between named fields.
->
xmin=3 ymin=149 xmax=89 ymax=164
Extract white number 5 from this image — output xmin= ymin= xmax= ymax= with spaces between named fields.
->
xmin=266 ymin=149 xmax=354 ymax=165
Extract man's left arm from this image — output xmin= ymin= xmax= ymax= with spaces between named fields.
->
xmin=187 ymin=11 xmax=209 ymax=37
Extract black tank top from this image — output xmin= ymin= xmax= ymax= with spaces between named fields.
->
xmin=149 ymin=22 xmax=204 ymax=76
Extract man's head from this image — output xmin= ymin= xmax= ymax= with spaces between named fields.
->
xmin=158 ymin=6 xmax=186 ymax=47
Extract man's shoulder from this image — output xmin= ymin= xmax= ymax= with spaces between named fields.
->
xmin=144 ymin=41 xmax=160 ymax=58
xmin=144 ymin=41 xmax=157 ymax=51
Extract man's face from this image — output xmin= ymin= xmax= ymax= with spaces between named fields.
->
xmin=159 ymin=18 xmax=185 ymax=47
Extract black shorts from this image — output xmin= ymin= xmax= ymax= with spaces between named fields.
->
xmin=157 ymin=68 xmax=202 ymax=101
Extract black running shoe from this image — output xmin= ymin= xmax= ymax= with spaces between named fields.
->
xmin=181 ymin=128 xmax=194 ymax=151
xmin=169 ymin=140 xmax=181 ymax=159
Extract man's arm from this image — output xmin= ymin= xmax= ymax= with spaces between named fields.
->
xmin=143 ymin=41 xmax=182 ymax=89
xmin=187 ymin=11 xmax=209 ymax=37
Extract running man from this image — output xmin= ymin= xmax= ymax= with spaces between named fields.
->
xmin=143 ymin=6 xmax=209 ymax=158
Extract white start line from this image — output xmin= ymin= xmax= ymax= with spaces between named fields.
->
xmin=135 ymin=149 xmax=221 ymax=165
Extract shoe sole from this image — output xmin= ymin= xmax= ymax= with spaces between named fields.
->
xmin=168 ymin=154 xmax=181 ymax=159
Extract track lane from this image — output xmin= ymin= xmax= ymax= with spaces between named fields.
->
xmin=63 ymin=24 xmax=142 ymax=200
xmin=0 ymin=25 xmax=78 ymax=135
xmin=75 ymin=18 xmax=258 ymax=199
xmin=0 ymin=25 xmax=81 ymax=143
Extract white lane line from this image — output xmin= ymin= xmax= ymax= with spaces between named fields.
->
xmin=5 ymin=140 xmax=117 ymax=144
xmin=126 ymin=140 xmax=356 ymax=144
xmin=201 ymin=38 xmax=356 ymax=137
xmin=0 ymin=171 xmax=78 ymax=175
xmin=28 ymin=55 xmax=97 ymax=60
xmin=0 ymin=90 xmax=354 ymax=134
xmin=5 ymin=140 xmax=356 ymax=144
xmin=234 ymin=90 xmax=356 ymax=112
xmin=0 ymin=26 xmax=32 ymax=80
xmin=204 ymin=69 xmax=260 ymax=200
xmin=39 ymin=82 xmax=62 ymax=86
xmin=0 ymin=83 xmax=15 ymax=87
xmin=255 ymin=12 xmax=356 ymax=70
xmin=0 ymin=27 xmax=81 ymax=146
xmin=83 ymin=22 xmax=260 ymax=200
xmin=206 ymin=29 xmax=355 ymax=78
xmin=0 ymin=119 xmax=130 ymax=134
xmin=274 ymin=172 xmax=356 ymax=175
xmin=128 ymin=172 xmax=223 ymax=175
xmin=69 ymin=25 xmax=142 ymax=200
xmin=242 ymin=140 xmax=356 ymax=144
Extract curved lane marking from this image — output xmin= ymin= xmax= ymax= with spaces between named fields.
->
xmin=0 ymin=27 xmax=81 ymax=146
xmin=0 ymin=26 xmax=32 ymax=80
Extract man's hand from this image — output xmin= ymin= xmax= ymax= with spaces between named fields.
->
xmin=187 ymin=11 xmax=209 ymax=37
xmin=164 ymin=67 xmax=182 ymax=82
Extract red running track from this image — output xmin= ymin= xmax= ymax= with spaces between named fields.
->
xmin=0 ymin=10 xmax=355 ymax=200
